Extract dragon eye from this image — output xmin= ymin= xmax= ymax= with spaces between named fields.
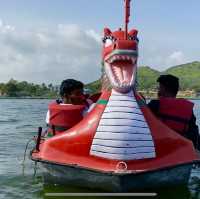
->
xmin=102 ymin=36 xmax=115 ymax=47
xmin=128 ymin=35 xmax=134 ymax=40
xmin=104 ymin=38 xmax=113 ymax=47
xmin=128 ymin=35 xmax=139 ymax=42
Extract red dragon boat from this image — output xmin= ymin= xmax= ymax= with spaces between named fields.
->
xmin=31 ymin=0 xmax=200 ymax=192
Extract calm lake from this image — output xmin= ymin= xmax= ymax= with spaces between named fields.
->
xmin=0 ymin=99 xmax=200 ymax=199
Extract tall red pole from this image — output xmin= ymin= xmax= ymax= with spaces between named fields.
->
xmin=124 ymin=0 xmax=131 ymax=39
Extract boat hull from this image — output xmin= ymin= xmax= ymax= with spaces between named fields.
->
xmin=39 ymin=161 xmax=193 ymax=192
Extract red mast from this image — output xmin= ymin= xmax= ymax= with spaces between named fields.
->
xmin=124 ymin=0 xmax=131 ymax=39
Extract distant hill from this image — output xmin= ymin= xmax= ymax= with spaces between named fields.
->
xmin=86 ymin=79 xmax=101 ymax=93
xmin=86 ymin=61 xmax=200 ymax=93
xmin=166 ymin=61 xmax=200 ymax=91
xmin=137 ymin=66 xmax=160 ymax=91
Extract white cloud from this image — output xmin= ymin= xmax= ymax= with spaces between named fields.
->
xmin=139 ymin=42 xmax=189 ymax=71
xmin=0 ymin=22 xmax=101 ymax=84
xmin=138 ymin=32 xmax=197 ymax=71
xmin=86 ymin=29 xmax=101 ymax=43
xmin=167 ymin=51 xmax=185 ymax=65
xmin=0 ymin=20 xmax=15 ymax=33
xmin=0 ymin=20 xmax=197 ymax=84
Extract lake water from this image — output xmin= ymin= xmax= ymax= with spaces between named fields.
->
xmin=0 ymin=99 xmax=200 ymax=199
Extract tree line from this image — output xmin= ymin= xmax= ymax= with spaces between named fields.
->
xmin=0 ymin=79 xmax=58 ymax=98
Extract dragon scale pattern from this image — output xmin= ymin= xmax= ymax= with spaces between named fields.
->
xmin=90 ymin=90 xmax=156 ymax=160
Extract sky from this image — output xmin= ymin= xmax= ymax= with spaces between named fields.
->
xmin=0 ymin=0 xmax=199 ymax=84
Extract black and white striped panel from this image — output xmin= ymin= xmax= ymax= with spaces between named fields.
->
xmin=101 ymin=112 xmax=146 ymax=121
xmin=107 ymin=100 xmax=138 ymax=108
xmin=92 ymin=145 xmax=155 ymax=154
xmin=111 ymin=90 xmax=134 ymax=97
xmin=93 ymin=132 xmax=153 ymax=141
xmin=109 ymin=94 xmax=137 ymax=102
xmin=90 ymin=90 xmax=156 ymax=160
xmin=97 ymin=125 xmax=151 ymax=134
xmin=104 ymin=106 xmax=142 ymax=115
xmin=99 ymin=119 xmax=148 ymax=128
xmin=92 ymin=139 xmax=154 ymax=148
xmin=90 ymin=151 xmax=155 ymax=160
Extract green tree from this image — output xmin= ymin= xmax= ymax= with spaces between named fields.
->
xmin=5 ymin=79 xmax=19 ymax=97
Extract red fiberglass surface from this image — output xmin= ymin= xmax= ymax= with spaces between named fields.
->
xmin=32 ymin=92 xmax=199 ymax=173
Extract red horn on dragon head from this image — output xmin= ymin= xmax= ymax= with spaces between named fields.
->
xmin=129 ymin=29 xmax=138 ymax=37
xmin=104 ymin=28 xmax=112 ymax=37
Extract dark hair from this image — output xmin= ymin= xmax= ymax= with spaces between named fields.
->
xmin=59 ymin=79 xmax=84 ymax=97
xmin=157 ymin=74 xmax=179 ymax=95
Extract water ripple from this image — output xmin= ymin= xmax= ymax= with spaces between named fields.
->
xmin=0 ymin=119 xmax=20 ymax=123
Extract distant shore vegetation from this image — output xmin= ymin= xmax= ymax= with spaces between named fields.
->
xmin=1 ymin=61 xmax=200 ymax=98
xmin=0 ymin=79 xmax=59 ymax=98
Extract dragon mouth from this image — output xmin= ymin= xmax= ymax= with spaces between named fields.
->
xmin=104 ymin=52 xmax=137 ymax=93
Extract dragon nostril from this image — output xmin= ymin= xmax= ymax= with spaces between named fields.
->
xmin=113 ymin=43 xmax=117 ymax=50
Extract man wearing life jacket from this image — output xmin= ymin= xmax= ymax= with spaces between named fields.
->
xmin=46 ymin=79 xmax=93 ymax=136
xmin=148 ymin=74 xmax=200 ymax=150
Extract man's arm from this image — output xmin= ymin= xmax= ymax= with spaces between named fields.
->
xmin=184 ymin=111 xmax=200 ymax=150
xmin=148 ymin=100 xmax=159 ymax=116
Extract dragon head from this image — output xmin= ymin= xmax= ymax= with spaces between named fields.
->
xmin=102 ymin=28 xmax=139 ymax=93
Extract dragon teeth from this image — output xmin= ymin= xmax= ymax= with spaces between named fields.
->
xmin=106 ymin=55 xmax=135 ymax=64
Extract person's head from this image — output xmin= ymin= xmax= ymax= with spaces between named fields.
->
xmin=59 ymin=79 xmax=85 ymax=105
xmin=157 ymin=74 xmax=179 ymax=98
